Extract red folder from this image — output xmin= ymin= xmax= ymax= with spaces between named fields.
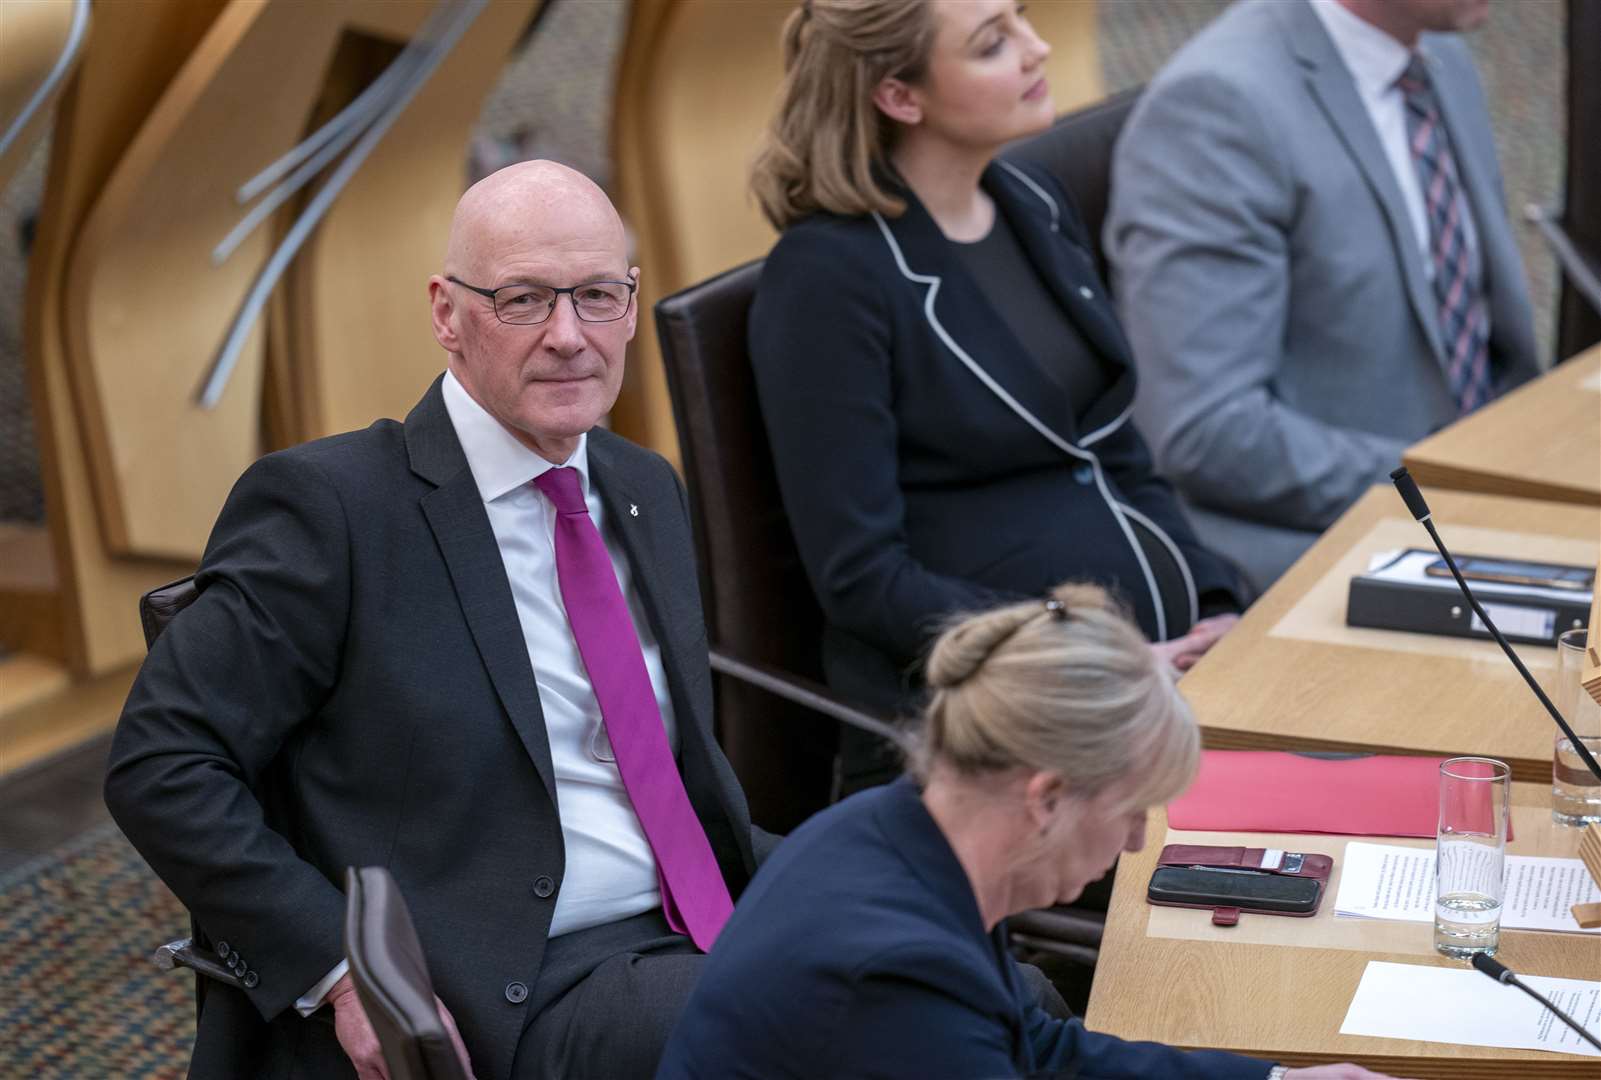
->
xmin=1166 ymin=751 xmax=1511 ymax=839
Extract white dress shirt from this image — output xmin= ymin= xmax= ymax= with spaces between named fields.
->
xmin=1310 ymin=0 xmax=1481 ymax=283
xmin=297 ymin=370 xmax=675 ymax=1014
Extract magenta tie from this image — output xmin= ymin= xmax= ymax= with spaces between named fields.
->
xmin=533 ymin=466 xmax=733 ymax=951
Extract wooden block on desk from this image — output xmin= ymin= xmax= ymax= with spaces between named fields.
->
xmin=1572 ymin=902 xmax=1601 ymax=929
xmin=1581 ymin=823 xmax=1601 ymax=888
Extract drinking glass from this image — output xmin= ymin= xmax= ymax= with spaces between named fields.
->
xmin=1434 ymin=756 xmax=1509 ymax=958
xmin=1553 ymin=629 xmax=1601 ymax=826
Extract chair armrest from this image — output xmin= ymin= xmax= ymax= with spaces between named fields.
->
xmin=707 ymin=648 xmax=908 ymax=749
xmin=151 ymin=937 xmax=246 ymax=989
xmin=1525 ymin=204 xmax=1601 ymax=315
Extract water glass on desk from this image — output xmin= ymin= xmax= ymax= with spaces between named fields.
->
xmin=1434 ymin=756 xmax=1510 ymax=958
xmin=1553 ymin=629 xmax=1601 ymax=826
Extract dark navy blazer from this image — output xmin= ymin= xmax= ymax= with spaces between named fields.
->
xmin=749 ymin=162 xmax=1243 ymax=728
xmin=657 ymin=778 xmax=1274 ymax=1080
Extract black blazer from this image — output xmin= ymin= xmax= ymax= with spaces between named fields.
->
xmin=749 ymin=162 xmax=1241 ymax=723
xmin=105 ymin=378 xmax=761 ymax=1080
xmin=657 ymin=777 xmax=1274 ymax=1079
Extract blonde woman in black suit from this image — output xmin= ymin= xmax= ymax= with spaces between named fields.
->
xmin=749 ymin=0 xmax=1243 ymax=794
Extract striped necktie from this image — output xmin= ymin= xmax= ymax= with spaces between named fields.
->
xmin=1397 ymin=54 xmax=1493 ymax=415
xmin=534 ymin=466 xmax=734 ymax=951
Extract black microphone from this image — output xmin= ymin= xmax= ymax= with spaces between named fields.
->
xmin=1470 ymin=952 xmax=1601 ymax=1051
xmin=1390 ymin=468 xmax=1601 ymax=785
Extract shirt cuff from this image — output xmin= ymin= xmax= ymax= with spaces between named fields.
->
xmin=295 ymin=959 xmax=350 ymax=1018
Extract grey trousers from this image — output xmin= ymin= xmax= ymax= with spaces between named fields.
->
xmin=511 ymin=909 xmax=1074 ymax=1078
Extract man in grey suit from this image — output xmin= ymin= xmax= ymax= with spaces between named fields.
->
xmin=1105 ymin=0 xmax=1540 ymax=593
xmin=106 ymin=161 xmax=773 ymax=1079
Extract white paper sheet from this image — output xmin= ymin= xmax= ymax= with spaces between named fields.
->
xmin=1340 ymin=961 xmax=1601 ymax=1057
xmin=1333 ymin=841 xmax=1601 ymax=934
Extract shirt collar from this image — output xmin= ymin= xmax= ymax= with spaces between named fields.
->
xmin=440 ymin=368 xmax=589 ymax=503
xmin=1310 ymin=0 xmax=1415 ymax=99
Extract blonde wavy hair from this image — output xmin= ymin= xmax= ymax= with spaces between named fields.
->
xmin=910 ymin=584 xmax=1200 ymax=813
xmin=750 ymin=0 xmax=939 ymax=231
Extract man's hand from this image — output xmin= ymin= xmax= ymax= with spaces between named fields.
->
xmin=1150 ymin=613 xmax=1239 ymax=673
xmin=327 ymin=973 xmax=476 ymax=1080
xmin=1284 ymin=1066 xmax=1417 ymax=1079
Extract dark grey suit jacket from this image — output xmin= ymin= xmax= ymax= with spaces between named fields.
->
xmin=1106 ymin=0 xmax=1541 ymax=592
xmin=105 ymin=377 xmax=762 ymax=1080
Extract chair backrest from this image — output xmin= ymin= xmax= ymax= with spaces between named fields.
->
xmin=1001 ymin=86 xmax=1144 ymax=285
xmin=653 ymin=260 xmax=839 ymax=832
xmin=139 ymin=575 xmax=200 ymax=648
xmin=345 ymin=866 xmax=468 ymax=1080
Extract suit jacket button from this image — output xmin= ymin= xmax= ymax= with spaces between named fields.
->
xmin=532 ymin=876 xmax=556 ymax=899
xmin=1072 ymin=463 xmax=1094 ymax=486
xmin=214 ymin=941 xmax=230 ymax=958
xmin=242 ymin=971 xmax=259 ymax=989
xmin=505 ymin=981 xmax=529 ymax=1004
xmin=230 ymin=956 xmax=246 ymax=974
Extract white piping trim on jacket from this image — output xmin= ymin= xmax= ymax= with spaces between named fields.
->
xmin=997 ymin=160 xmax=1060 ymax=231
xmin=871 ymin=210 xmax=1171 ymax=640
xmin=1116 ymin=502 xmax=1199 ymax=630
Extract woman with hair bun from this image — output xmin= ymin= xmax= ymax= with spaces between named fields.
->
xmin=657 ymin=585 xmax=1398 ymax=1079
xmin=747 ymin=0 xmax=1245 ymax=795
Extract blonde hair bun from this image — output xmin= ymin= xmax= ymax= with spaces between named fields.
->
xmin=914 ymin=583 xmax=1200 ymax=812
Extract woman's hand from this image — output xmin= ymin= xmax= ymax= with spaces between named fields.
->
xmin=1150 ymin=613 xmax=1239 ymax=672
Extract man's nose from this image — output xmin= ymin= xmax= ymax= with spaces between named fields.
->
xmin=542 ymin=294 xmax=586 ymax=352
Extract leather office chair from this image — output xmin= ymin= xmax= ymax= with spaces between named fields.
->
xmin=654 ymin=265 xmax=1102 ymax=966
xmin=345 ymin=866 xmax=469 ymax=1080
xmin=1001 ymin=86 xmax=1143 ymax=285
xmin=139 ymin=575 xmax=251 ymax=1007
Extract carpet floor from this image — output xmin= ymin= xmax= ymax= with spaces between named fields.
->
xmin=0 ymin=823 xmax=194 ymax=1079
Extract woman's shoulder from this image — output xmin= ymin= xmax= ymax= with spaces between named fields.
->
xmin=762 ymin=210 xmax=891 ymax=278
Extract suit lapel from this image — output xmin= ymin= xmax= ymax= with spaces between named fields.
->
xmin=882 ymin=170 xmax=1133 ymax=450
xmin=406 ymin=380 xmax=558 ymax=807
xmin=1285 ymin=0 xmax=1445 ymax=362
xmin=985 ymin=164 xmax=1138 ymax=442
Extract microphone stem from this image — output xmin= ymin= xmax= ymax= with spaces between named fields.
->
xmin=1421 ymin=518 xmax=1601 ymax=785
xmin=1507 ymin=975 xmax=1601 ymax=1052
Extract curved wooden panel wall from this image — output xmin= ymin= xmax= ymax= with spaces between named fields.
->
xmin=65 ymin=1 xmax=344 ymax=560
xmin=610 ymin=0 xmax=1103 ymax=463
xmin=20 ymin=0 xmax=539 ymax=677
xmin=0 ymin=0 xmax=87 ymax=192
xmin=23 ymin=0 xmax=229 ymax=676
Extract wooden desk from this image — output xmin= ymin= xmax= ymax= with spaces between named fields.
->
xmin=1403 ymin=347 xmax=1601 ymax=506
xmin=1181 ymin=486 xmax=1601 ymax=783
xmin=1085 ymin=783 xmax=1599 ymax=1078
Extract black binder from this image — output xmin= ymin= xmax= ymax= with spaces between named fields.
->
xmin=1346 ymin=549 xmax=1592 ymax=646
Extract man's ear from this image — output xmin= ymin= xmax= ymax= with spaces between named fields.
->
xmin=429 ymin=275 xmax=461 ymax=353
xmin=871 ymin=76 xmax=923 ymax=127
xmin=624 ymin=266 xmax=641 ymax=343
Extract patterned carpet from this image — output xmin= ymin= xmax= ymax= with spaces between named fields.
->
xmin=0 ymin=823 xmax=194 ymax=1079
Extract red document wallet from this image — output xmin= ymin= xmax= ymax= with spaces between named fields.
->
xmin=1146 ymin=844 xmax=1334 ymax=926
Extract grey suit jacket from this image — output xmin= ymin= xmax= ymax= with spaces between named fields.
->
xmin=105 ymin=378 xmax=762 ymax=1080
xmin=1105 ymin=0 xmax=1540 ymax=592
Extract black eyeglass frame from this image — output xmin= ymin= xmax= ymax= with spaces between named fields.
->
xmin=445 ymin=274 xmax=638 ymax=325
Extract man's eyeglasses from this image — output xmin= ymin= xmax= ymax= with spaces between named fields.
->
xmin=446 ymin=275 xmax=636 ymax=325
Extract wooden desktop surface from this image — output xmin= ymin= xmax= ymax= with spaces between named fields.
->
xmin=1403 ymin=347 xmax=1601 ymax=506
xmin=1084 ymin=783 xmax=1599 ymax=1077
xmin=1181 ymin=486 xmax=1601 ymax=783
